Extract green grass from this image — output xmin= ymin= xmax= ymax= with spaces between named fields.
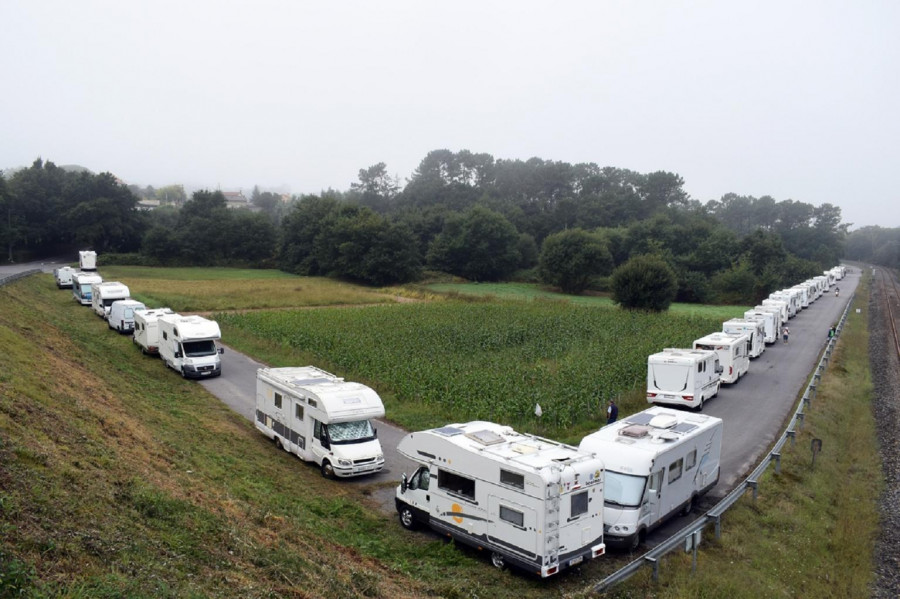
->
xmin=608 ymin=270 xmax=881 ymax=598
xmin=426 ymin=281 xmax=750 ymax=319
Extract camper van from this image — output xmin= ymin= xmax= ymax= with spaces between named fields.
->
xmin=790 ymin=284 xmax=810 ymax=309
xmin=133 ymin=308 xmax=175 ymax=354
xmin=107 ymin=299 xmax=146 ymax=333
xmin=760 ymin=299 xmax=789 ymax=324
xmin=71 ymin=272 xmax=103 ymax=305
xmin=693 ymin=332 xmax=749 ymax=384
xmin=768 ymin=292 xmax=798 ymax=318
xmin=646 ymin=348 xmax=721 ymax=410
xmin=396 ymin=421 xmax=606 ymax=577
xmin=256 ymin=366 xmax=386 ymax=478
xmin=722 ymin=318 xmax=766 ymax=358
xmin=91 ymin=281 xmax=130 ymax=319
xmin=53 ymin=266 xmax=77 ymax=288
xmin=78 ymin=250 xmax=97 ymax=271
xmin=579 ymin=406 xmax=722 ymax=551
xmin=743 ymin=309 xmax=778 ymax=344
xmin=158 ymin=314 xmax=223 ymax=378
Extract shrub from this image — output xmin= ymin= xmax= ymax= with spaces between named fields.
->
xmin=610 ymin=255 xmax=678 ymax=311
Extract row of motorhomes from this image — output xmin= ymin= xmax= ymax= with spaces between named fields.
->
xmin=645 ymin=265 xmax=846 ymax=411
xmin=53 ymin=253 xmax=224 ymax=379
xmin=51 ymin=254 xmax=846 ymax=578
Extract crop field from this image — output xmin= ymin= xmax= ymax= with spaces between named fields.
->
xmin=426 ymin=281 xmax=750 ymax=320
xmin=217 ymin=301 xmax=724 ymax=438
xmin=99 ymin=266 xmax=397 ymax=312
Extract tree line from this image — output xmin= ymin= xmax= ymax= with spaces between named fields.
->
xmin=1 ymin=151 xmax=849 ymax=306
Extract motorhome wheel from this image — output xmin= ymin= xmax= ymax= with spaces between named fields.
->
xmin=274 ymin=437 xmax=282 ymax=450
xmin=627 ymin=530 xmax=642 ymax=552
xmin=490 ymin=552 xmax=506 ymax=570
xmin=681 ymin=495 xmax=695 ymax=516
xmin=320 ymin=460 xmax=335 ymax=479
xmin=398 ymin=504 xmax=417 ymax=530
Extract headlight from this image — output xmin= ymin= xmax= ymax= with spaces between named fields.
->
xmin=337 ymin=459 xmax=352 ymax=467
xmin=376 ymin=454 xmax=384 ymax=461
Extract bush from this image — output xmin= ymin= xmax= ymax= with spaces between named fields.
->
xmin=610 ymin=255 xmax=678 ymax=311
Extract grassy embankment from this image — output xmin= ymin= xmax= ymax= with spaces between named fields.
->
xmin=607 ymin=270 xmax=881 ymax=598
xmin=2 ymin=274 xmax=614 ymax=598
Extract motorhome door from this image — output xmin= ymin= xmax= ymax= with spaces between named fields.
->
xmin=644 ymin=469 xmax=664 ymax=526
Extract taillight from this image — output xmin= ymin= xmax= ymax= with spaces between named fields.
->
xmin=682 ymin=395 xmax=693 ymax=401
xmin=647 ymin=392 xmax=657 ymax=398
xmin=729 ymin=366 xmax=733 ymax=375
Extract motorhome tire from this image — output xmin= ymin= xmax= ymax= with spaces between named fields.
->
xmin=320 ymin=460 xmax=335 ymax=479
xmin=697 ymin=396 xmax=704 ymax=411
xmin=398 ymin=504 xmax=418 ymax=530
xmin=682 ymin=495 xmax=695 ymax=516
xmin=490 ymin=552 xmax=506 ymax=570
xmin=627 ymin=530 xmax=642 ymax=552
xmin=274 ymin=437 xmax=282 ymax=450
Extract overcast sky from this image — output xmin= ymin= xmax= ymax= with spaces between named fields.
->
xmin=2 ymin=1 xmax=897 ymax=228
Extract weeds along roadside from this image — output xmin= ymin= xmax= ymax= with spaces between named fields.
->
xmin=609 ymin=271 xmax=880 ymax=599
xmin=1 ymin=275 xmax=579 ymax=599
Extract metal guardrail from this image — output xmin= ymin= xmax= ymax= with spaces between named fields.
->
xmin=0 ymin=268 xmax=42 ymax=287
xmin=593 ymin=288 xmax=857 ymax=593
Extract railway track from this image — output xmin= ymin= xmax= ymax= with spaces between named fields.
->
xmin=878 ymin=266 xmax=900 ymax=359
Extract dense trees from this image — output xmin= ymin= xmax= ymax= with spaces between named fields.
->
xmin=845 ymin=226 xmax=900 ymax=270
xmin=611 ymin=255 xmax=678 ymax=312
xmin=538 ymin=229 xmax=612 ymax=294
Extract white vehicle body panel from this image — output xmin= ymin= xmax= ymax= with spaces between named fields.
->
xmin=53 ymin=266 xmax=77 ymax=288
xmin=108 ymin=299 xmax=146 ymax=333
xmin=158 ymin=314 xmax=222 ymax=378
xmin=71 ymin=272 xmax=103 ymax=305
xmin=256 ymin=366 xmax=386 ymax=478
xmin=396 ymin=421 xmax=605 ymax=577
xmin=579 ymin=406 xmax=722 ymax=549
xmin=132 ymin=308 xmax=175 ymax=354
xmin=722 ymin=318 xmax=766 ymax=358
xmin=760 ymin=299 xmax=789 ymax=324
xmin=744 ymin=309 xmax=778 ymax=344
xmin=91 ymin=282 xmax=130 ymax=319
xmin=78 ymin=250 xmax=97 ymax=271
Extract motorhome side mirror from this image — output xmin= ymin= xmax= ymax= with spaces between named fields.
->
xmin=400 ymin=473 xmax=408 ymax=494
xmin=218 ymin=347 xmax=225 ymax=354
xmin=373 ymin=428 xmax=378 ymax=438
xmin=716 ymin=365 xmax=723 ymax=374
xmin=174 ymin=351 xmax=182 ymax=359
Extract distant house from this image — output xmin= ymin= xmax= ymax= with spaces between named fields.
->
xmin=137 ymin=198 xmax=161 ymax=211
xmin=222 ymin=190 xmax=251 ymax=209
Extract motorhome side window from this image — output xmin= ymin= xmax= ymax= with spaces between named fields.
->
xmin=162 ymin=331 xmax=168 ymax=340
xmin=274 ymin=392 xmax=282 ymax=410
xmin=499 ymin=505 xmax=524 ymax=527
xmin=295 ymin=403 xmax=304 ymax=420
xmin=438 ymin=469 xmax=475 ymax=501
xmin=686 ymin=450 xmax=697 ymax=471
xmin=313 ymin=419 xmax=325 ymax=441
xmin=500 ymin=469 xmax=524 ymax=489
xmin=571 ymin=490 xmax=588 ymax=518
xmin=668 ymin=459 xmax=683 ymax=484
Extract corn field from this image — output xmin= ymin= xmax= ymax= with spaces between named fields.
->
xmin=217 ymin=303 xmax=721 ymax=428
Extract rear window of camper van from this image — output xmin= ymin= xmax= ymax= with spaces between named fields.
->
xmin=499 ymin=505 xmax=524 ymax=527
xmin=571 ymin=491 xmax=588 ymax=518
xmin=438 ymin=469 xmax=475 ymax=501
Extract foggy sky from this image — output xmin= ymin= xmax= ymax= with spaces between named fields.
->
xmin=1 ymin=1 xmax=897 ymax=229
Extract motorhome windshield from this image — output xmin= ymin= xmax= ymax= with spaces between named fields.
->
xmin=328 ymin=419 xmax=375 ymax=444
xmin=79 ymin=284 xmax=92 ymax=296
xmin=102 ymin=298 xmax=121 ymax=308
xmin=182 ymin=340 xmax=217 ymax=357
xmin=605 ymin=471 xmax=647 ymax=508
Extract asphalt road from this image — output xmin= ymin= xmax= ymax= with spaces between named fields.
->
xmin=5 ymin=259 xmax=858 ymax=520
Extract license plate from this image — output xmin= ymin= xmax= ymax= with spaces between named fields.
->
xmin=569 ymin=556 xmax=583 ymax=566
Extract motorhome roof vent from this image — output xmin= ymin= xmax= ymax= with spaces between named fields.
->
xmin=649 ymin=414 xmax=678 ymax=429
xmin=619 ymin=424 xmax=650 ymax=439
xmin=511 ymin=443 xmax=539 ymax=455
xmin=434 ymin=426 xmax=464 ymax=437
xmin=291 ymin=377 xmax=332 ymax=386
xmin=466 ymin=429 xmax=505 ymax=446
xmin=656 ymin=431 xmax=679 ymax=442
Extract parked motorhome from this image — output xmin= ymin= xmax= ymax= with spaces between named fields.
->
xmin=813 ymin=276 xmax=829 ymax=296
xmin=823 ymin=270 xmax=835 ymax=286
xmin=722 ymin=318 xmax=766 ymax=358
xmin=693 ymin=332 xmax=749 ymax=384
xmin=396 ymin=420 xmax=606 ymax=577
xmin=78 ymin=250 xmax=97 ymax=271
xmin=780 ymin=288 xmax=804 ymax=312
xmin=107 ymin=299 xmax=146 ymax=333
xmin=803 ymin=279 xmax=823 ymax=301
xmin=579 ymin=406 xmax=722 ymax=551
xmin=761 ymin=298 xmax=789 ymax=324
xmin=53 ymin=266 xmax=77 ymax=288
xmin=71 ymin=272 xmax=103 ymax=305
xmin=158 ymin=314 xmax=223 ymax=378
xmin=256 ymin=366 xmax=386 ymax=478
xmin=91 ymin=281 xmax=130 ymax=319
xmin=769 ymin=291 xmax=798 ymax=318
xmin=743 ymin=309 xmax=778 ymax=344
xmin=132 ymin=308 xmax=175 ymax=354
xmin=646 ymin=348 xmax=721 ymax=410
xmin=790 ymin=284 xmax=811 ymax=309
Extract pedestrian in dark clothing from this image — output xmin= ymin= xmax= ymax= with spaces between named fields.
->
xmin=828 ymin=325 xmax=836 ymax=339
xmin=606 ymin=400 xmax=618 ymax=425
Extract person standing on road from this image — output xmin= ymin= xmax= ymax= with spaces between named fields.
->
xmin=606 ymin=400 xmax=618 ymax=425
xmin=828 ymin=325 xmax=836 ymax=339
xmin=782 ymin=325 xmax=790 ymax=344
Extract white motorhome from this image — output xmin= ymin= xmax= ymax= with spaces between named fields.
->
xmin=743 ymin=309 xmax=778 ymax=344
xmin=722 ymin=318 xmax=766 ymax=358
xmin=78 ymin=250 xmax=97 ymax=271
xmin=780 ymin=288 xmax=804 ymax=312
xmin=71 ymin=272 xmax=103 ymax=305
xmin=761 ymin=298 xmax=789 ymax=324
xmin=396 ymin=421 xmax=606 ymax=577
xmin=831 ymin=265 xmax=846 ymax=280
xmin=812 ymin=276 xmax=829 ymax=296
xmin=91 ymin=281 xmax=130 ymax=319
xmin=132 ymin=308 xmax=175 ymax=354
xmin=769 ymin=291 xmax=798 ymax=318
xmin=578 ymin=406 xmax=722 ymax=551
xmin=256 ymin=366 xmax=385 ymax=478
xmin=790 ymin=284 xmax=810 ymax=309
xmin=693 ymin=332 xmax=749 ymax=384
xmin=823 ymin=270 xmax=835 ymax=286
xmin=53 ymin=266 xmax=77 ymax=288
xmin=646 ymin=348 xmax=721 ymax=410
xmin=158 ymin=314 xmax=223 ymax=378
xmin=803 ymin=279 xmax=822 ymax=301
xmin=107 ymin=299 xmax=146 ymax=333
